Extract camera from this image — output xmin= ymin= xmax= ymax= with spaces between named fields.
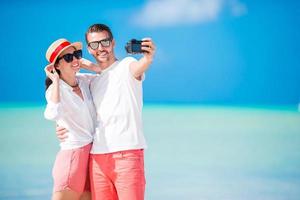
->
xmin=125 ymin=39 xmax=144 ymax=54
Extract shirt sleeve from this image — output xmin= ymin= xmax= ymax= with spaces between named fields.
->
xmin=122 ymin=57 xmax=146 ymax=82
xmin=44 ymin=86 xmax=62 ymax=121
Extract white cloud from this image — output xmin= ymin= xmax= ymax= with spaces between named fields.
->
xmin=132 ymin=0 xmax=247 ymax=27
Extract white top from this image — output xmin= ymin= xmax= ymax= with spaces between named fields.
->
xmin=90 ymin=57 xmax=147 ymax=154
xmin=44 ymin=75 xmax=96 ymax=150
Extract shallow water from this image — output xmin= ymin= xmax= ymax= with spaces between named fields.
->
xmin=0 ymin=104 xmax=299 ymax=200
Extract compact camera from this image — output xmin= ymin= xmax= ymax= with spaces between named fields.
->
xmin=125 ymin=39 xmax=144 ymax=54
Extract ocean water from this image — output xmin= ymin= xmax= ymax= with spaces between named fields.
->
xmin=0 ymin=104 xmax=300 ymax=200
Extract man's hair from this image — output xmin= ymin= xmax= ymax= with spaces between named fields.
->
xmin=85 ymin=24 xmax=113 ymax=44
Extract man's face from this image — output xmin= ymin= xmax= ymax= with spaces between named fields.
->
xmin=86 ymin=31 xmax=115 ymax=66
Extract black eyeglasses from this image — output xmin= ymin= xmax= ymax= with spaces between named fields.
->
xmin=88 ymin=38 xmax=111 ymax=50
xmin=57 ymin=50 xmax=82 ymax=63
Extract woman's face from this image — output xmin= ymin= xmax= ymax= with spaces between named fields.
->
xmin=55 ymin=46 xmax=81 ymax=76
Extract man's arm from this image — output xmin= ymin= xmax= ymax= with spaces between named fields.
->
xmin=130 ymin=38 xmax=156 ymax=80
xmin=56 ymin=126 xmax=68 ymax=142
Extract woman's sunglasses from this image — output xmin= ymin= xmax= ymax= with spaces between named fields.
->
xmin=88 ymin=38 xmax=111 ymax=50
xmin=57 ymin=49 xmax=82 ymax=63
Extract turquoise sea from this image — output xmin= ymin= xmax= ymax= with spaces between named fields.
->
xmin=0 ymin=104 xmax=300 ymax=200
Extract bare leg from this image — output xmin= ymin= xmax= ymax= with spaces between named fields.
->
xmin=52 ymin=190 xmax=81 ymax=200
xmin=80 ymin=191 xmax=91 ymax=200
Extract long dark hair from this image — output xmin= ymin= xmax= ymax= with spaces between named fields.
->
xmin=45 ymin=61 xmax=61 ymax=91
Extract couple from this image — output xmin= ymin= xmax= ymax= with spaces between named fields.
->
xmin=44 ymin=23 xmax=155 ymax=200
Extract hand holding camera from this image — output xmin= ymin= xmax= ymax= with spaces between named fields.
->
xmin=125 ymin=38 xmax=154 ymax=55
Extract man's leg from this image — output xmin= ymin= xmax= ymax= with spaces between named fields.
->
xmin=89 ymin=154 xmax=118 ymax=200
xmin=113 ymin=149 xmax=146 ymax=200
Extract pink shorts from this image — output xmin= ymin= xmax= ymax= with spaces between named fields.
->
xmin=52 ymin=143 xmax=92 ymax=194
xmin=90 ymin=149 xmax=146 ymax=200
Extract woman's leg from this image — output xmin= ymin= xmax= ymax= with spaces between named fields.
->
xmin=52 ymin=144 xmax=92 ymax=200
xmin=80 ymin=191 xmax=91 ymax=200
xmin=52 ymin=190 xmax=81 ymax=200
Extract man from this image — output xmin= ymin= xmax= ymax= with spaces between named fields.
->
xmin=57 ymin=24 xmax=155 ymax=200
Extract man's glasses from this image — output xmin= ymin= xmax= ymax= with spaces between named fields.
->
xmin=88 ymin=38 xmax=111 ymax=50
xmin=57 ymin=50 xmax=82 ymax=63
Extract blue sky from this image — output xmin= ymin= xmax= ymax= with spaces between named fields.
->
xmin=0 ymin=0 xmax=299 ymax=105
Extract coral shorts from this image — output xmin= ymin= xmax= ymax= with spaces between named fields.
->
xmin=90 ymin=149 xmax=146 ymax=200
xmin=52 ymin=143 xmax=92 ymax=194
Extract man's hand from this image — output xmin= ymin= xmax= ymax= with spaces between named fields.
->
xmin=130 ymin=38 xmax=156 ymax=79
xmin=56 ymin=125 xmax=68 ymax=142
xmin=141 ymin=38 xmax=156 ymax=64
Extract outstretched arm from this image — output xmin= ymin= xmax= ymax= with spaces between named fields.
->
xmin=130 ymin=38 xmax=156 ymax=80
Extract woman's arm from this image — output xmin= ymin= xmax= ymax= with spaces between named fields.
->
xmin=45 ymin=64 xmax=60 ymax=103
xmin=44 ymin=64 xmax=61 ymax=121
xmin=80 ymin=58 xmax=102 ymax=73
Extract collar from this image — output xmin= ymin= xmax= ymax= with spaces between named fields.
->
xmin=59 ymin=77 xmax=80 ymax=91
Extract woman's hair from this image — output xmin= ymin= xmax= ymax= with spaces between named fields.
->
xmin=85 ymin=23 xmax=113 ymax=44
xmin=45 ymin=60 xmax=60 ymax=91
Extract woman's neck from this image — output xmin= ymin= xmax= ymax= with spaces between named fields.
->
xmin=60 ymin=73 xmax=77 ymax=87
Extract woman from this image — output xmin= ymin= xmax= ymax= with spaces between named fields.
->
xmin=44 ymin=38 xmax=96 ymax=200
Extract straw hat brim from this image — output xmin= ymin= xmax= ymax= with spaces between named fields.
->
xmin=50 ymin=42 xmax=82 ymax=64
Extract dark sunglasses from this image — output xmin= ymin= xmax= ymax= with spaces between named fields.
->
xmin=88 ymin=38 xmax=111 ymax=50
xmin=57 ymin=50 xmax=82 ymax=63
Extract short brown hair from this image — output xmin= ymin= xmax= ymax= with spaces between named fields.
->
xmin=85 ymin=24 xmax=113 ymax=44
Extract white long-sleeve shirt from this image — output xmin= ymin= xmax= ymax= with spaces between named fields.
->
xmin=44 ymin=75 xmax=96 ymax=150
